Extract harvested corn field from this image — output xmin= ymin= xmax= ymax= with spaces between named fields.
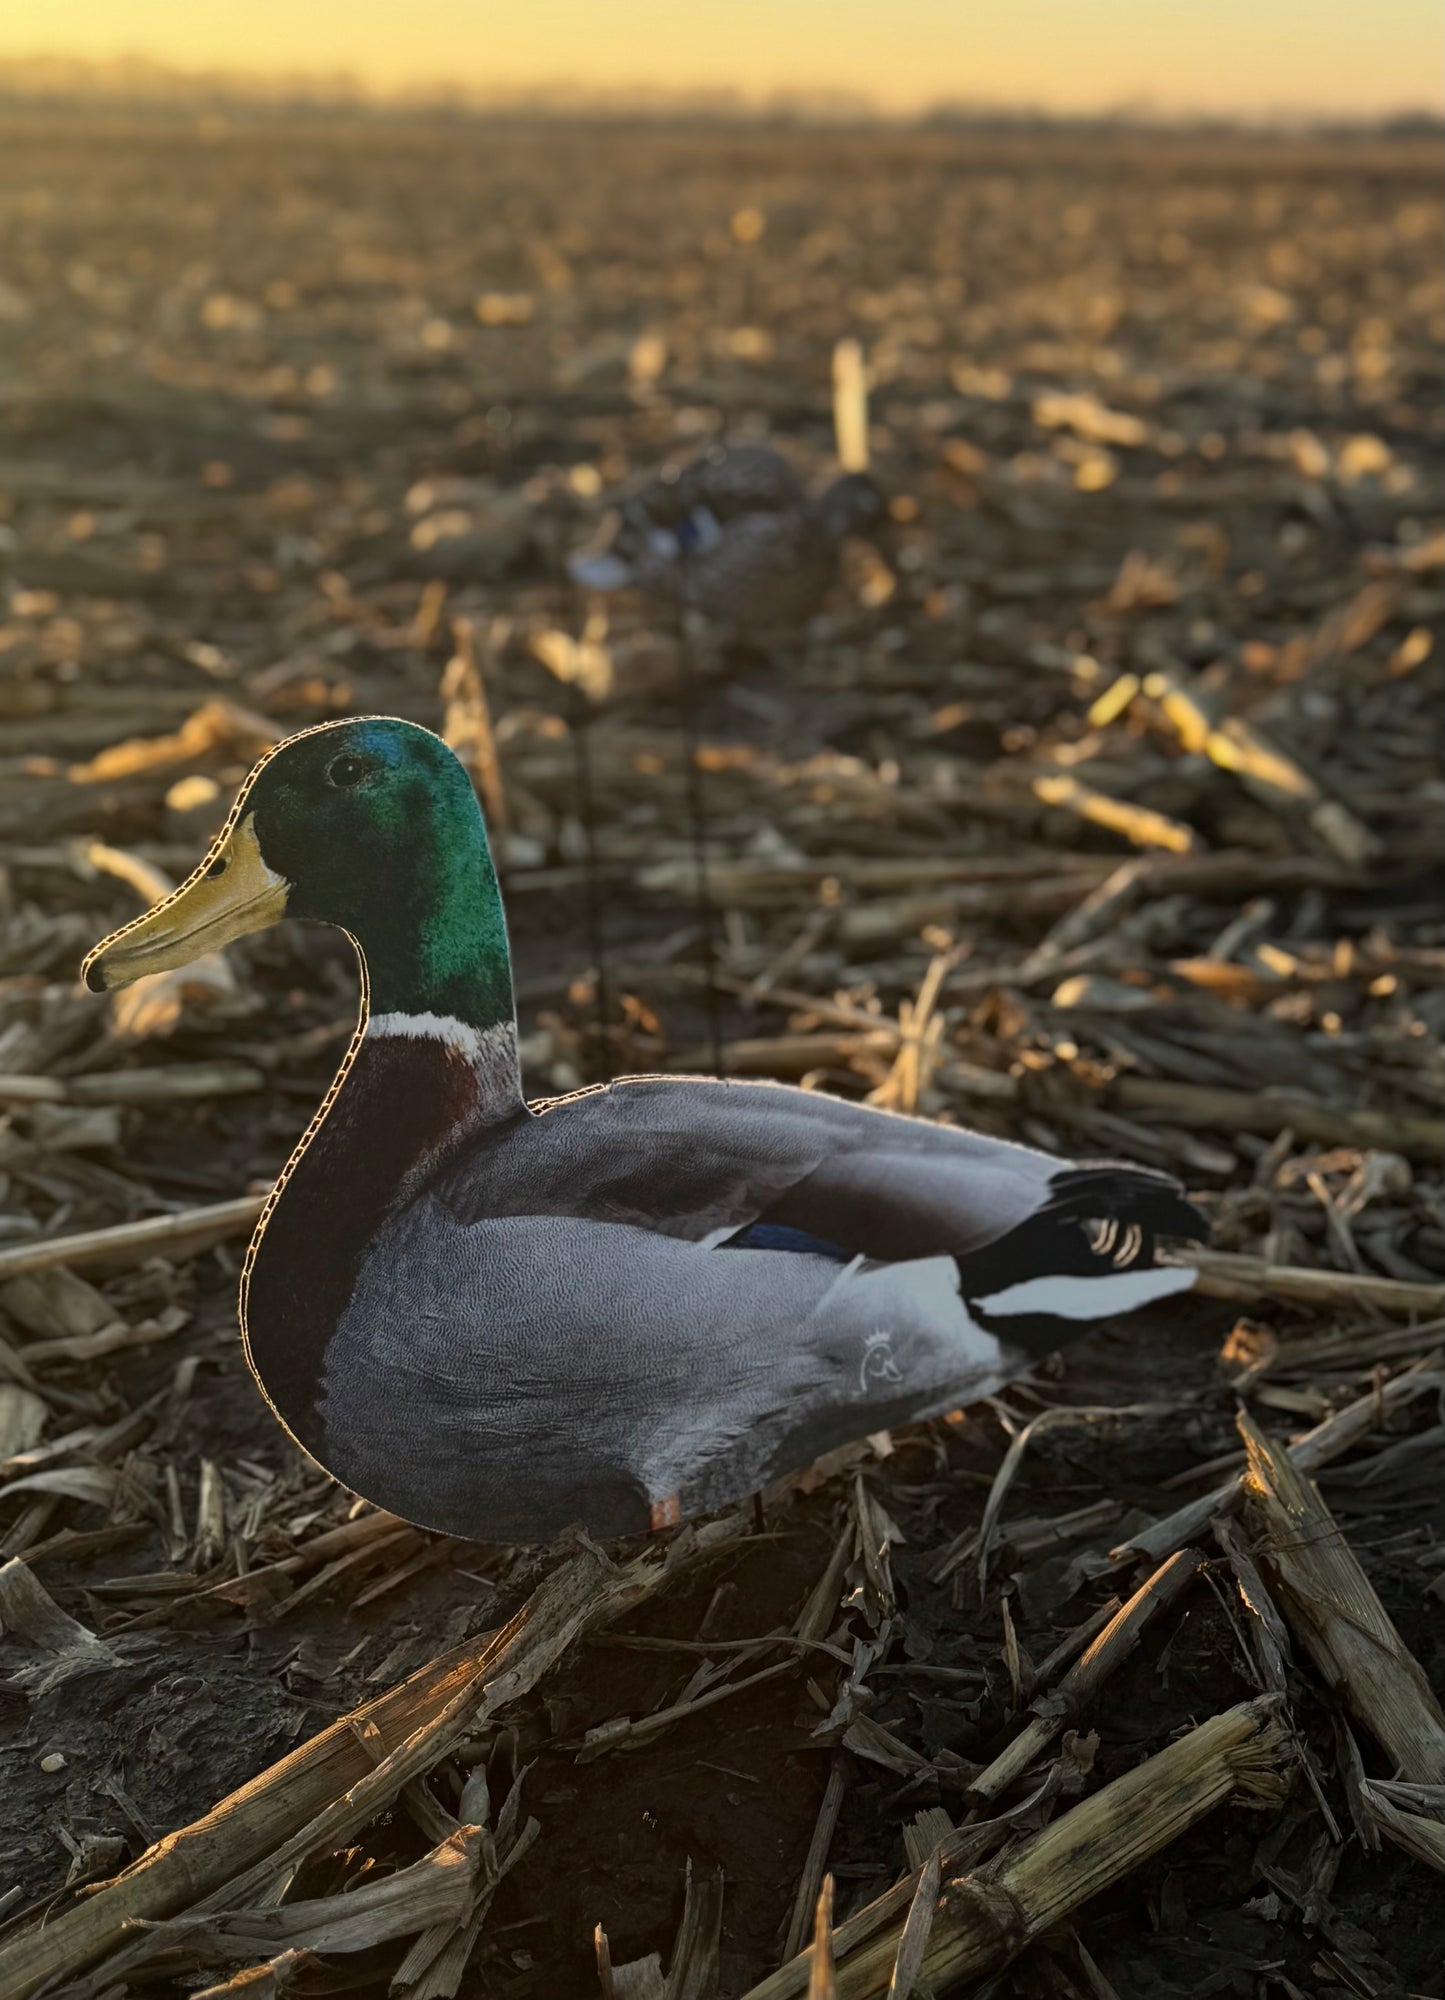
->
xmin=0 ymin=101 xmax=1442 ymax=2000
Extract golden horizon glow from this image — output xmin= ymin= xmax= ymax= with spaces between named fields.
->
xmin=0 ymin=0 xmax=1441 ymax=116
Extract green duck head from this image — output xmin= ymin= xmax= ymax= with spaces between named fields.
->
xmin=83 ymin=717 xmax=515 ymax=1034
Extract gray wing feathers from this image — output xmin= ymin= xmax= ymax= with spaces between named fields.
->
xmin=439 ymin=1073 xmax=1062 ymax=1262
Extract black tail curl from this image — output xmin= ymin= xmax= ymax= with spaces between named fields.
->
xmin=955 ymin=1164 xmax=1208 ymax=1301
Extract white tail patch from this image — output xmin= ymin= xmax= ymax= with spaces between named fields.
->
xmin=970 ymin=1263 xmax=1197 ymax=1322
xmin=568 ymin=551 xmax=634 ymax=590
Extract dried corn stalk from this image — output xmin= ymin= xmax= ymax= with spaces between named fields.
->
xmin=1238 ymin=1407 xmax=1445 ymax=1787
xmin=743 ymin=1696 xmax=1293 ymax=1999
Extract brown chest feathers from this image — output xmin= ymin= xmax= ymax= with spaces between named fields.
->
xmin=240 ymin=1033 xmax=504 ymax=1450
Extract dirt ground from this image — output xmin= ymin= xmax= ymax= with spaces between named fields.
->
xmin=0 ymin=104 xmax=1442 ymax=1998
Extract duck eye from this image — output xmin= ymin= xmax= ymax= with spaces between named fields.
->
xmin=325 ymin=754 xmax=366 ymax=789
xmin=206 ymin=855 xmax=229 ymax=878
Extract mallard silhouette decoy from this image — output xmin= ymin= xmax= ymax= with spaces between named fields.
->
xmin=569 ymin=444 xmax=887 ymax=633
xmin=84 ymin=718 xmax=1206 ymax=1545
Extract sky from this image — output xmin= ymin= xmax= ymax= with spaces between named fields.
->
xmin=1 ymin=0 xmax=1441 ymax=117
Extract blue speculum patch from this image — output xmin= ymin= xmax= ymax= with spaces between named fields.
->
xmin=729 ymin=1221 xmax=850 ymax=1262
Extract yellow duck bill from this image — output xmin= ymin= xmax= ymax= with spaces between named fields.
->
xmin=82 ymin=812 xmax=289 ymax=992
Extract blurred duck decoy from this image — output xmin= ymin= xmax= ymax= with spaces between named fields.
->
xmin=84 ymin=718 xmax=1207 ymax=1546
xmin=568 ymin=443 xmax=887 ymax=633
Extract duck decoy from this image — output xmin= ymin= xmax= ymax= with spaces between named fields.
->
xmin=616 ymin=442 xmax=808 ymax=530
xmin=84 ymin=718 xmax=1206 ymax=1545
xmin=568 ymin=443 xmax=887 ymax=633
